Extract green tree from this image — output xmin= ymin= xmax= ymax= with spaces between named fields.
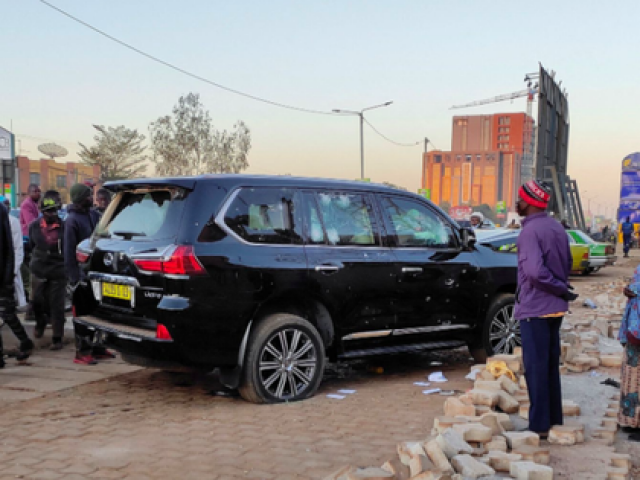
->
xmin=149 ymin=93 xmax=251 ymax=176
xmin=440 ymin=201 xmax=451 ymax=213
xmin=476 ymin=203 xmax=497 ymax=222
xmin=78 ymin=125 xmax=148 ymax=182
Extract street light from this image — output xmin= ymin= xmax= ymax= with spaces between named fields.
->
xmin=333 ymin=101 xmax=393 ymax=180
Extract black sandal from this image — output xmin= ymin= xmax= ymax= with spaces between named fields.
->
xmin=601 ymin=378 xmax=621 ymax=388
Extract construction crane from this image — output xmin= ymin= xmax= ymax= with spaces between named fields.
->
xmin=450 ymin=74 xmax=539 ymax=183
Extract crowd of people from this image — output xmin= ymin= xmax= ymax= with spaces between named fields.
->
xmin=0 ymin=182 xmax=115 ymax=367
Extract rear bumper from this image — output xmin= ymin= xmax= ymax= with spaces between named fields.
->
xmin=73 ymin=316 xmax=195 ymax=370
xmin=606 ymin=255 xmax=617 ymax=265
xmin=588 ymin=257 xmax=607 ymax=268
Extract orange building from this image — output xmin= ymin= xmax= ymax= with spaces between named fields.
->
xmin=452 ymin=112 xmax=532 ymax=153
xmin=422 ymin=150 xmax=521 ymax=213
xmin=16 ymin=156 xmax=100 ymax=205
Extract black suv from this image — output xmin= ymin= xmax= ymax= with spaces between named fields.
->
xmin=73 ymin=175 xmax=518 ymax=403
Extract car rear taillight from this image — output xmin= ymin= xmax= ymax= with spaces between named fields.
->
xmin=134 ymin=245 xmax=206 ymax=276
xmin=76 ymin=250 xmax=90 ymax=264
xmin=156 ymin=323 xmax=173 ymax=340
xmin=582 ymin=252 xmax=589 ymax=259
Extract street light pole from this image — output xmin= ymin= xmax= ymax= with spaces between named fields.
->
xmin=333 ymin=101 xmax=393 ymax=180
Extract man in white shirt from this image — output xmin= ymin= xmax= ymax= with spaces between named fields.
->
xmin=1 ymin=196 xmax=26 ymax=309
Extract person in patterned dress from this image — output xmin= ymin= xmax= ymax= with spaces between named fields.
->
xmin=619 ymin=265 xmax=640 ymax=440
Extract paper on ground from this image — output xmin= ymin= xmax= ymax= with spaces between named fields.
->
xmin=428 ymin=371 xmax=448 ymax=383
xmin=327 ymin=394 xmax=346 ymax=400
xmin=413 ymin=381 xmax=431 ymax=386
xmin=423 ymin=388 xmax=441 ymax=395
xmin=337 ymin=389 xmax=357 ymax=394
xmin=465 ymin=370 xmax=481 ymax=381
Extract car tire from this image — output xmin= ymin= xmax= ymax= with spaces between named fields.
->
xmin=582 ymin=267 xmax=594 ymax=276
xmin=238 ymin=314 xmax=326 ymax=404
xmin=469 ymin=293 xmax=518 ymax=362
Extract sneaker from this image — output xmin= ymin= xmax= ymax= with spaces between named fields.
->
xmin=73 ymin=355 xmax=98 ymax=365
xmin=92 ymin=348 xmax=116 ymax=360
xmin=49 ymin=342 xmax=63 ymax=351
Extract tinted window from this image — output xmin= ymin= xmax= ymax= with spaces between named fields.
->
xmin=224 ymin=188 xmax=301 ymax=244
xmin=97 ymin=189 xmax=182 ymax=240
xmin=315 ymin=192 xmax=379 ymax=246
xmin=382 ymin=197 xmax=456 ymax=248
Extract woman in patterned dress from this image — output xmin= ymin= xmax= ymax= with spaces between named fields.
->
xmin=620 ymin=265 xmax=640 ymax=440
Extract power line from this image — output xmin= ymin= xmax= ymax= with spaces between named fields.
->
xmin=363 ymin=118 xmax=420 ymax=147
xmin=38 ymin=0 xmax=338 ymax=116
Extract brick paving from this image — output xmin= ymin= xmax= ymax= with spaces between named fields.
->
xmin=0 ymin=349 xmax=472 ymax=479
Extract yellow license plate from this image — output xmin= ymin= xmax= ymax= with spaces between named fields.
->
xmin=102 ymin=283 xmax=132 ymax=301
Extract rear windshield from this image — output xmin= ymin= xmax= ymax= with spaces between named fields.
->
xmin=96 ymin=188 xmax=186 ymax=241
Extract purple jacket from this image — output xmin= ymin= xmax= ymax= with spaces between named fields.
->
xmin=514 ymin=212 xmax=572 ymax=319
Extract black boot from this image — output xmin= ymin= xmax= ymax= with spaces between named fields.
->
xmin=16 ymin=338 xmax=34 ymax=361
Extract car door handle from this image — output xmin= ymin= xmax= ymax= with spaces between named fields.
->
xmin=402 ymin=267 xmax=423 ymax=274
xmin=314 ymin=263 xmax=343 ymax=273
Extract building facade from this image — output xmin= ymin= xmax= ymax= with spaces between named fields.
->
xmin=16 ymin=156 xmax=100 ymax=205
xmin=421 ymin=149 xmax=521 ymax=213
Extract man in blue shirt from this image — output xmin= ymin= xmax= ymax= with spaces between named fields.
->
xmin=622 ymin=217 xmax=634 ymax=258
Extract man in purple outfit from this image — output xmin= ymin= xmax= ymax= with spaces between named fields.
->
xmin=515 ymin=180 xmax=577 ymax=436
xmin=19 ymin=184 xmax=41 ymax=236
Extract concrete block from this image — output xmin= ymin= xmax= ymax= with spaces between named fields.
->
xmin=397 ymin=442 xmax=425 ymax=465
xmin=519 ymin=402 xmax=530 ymax=420
xmin=548 ymin=424 xmax=585 ymax=445
xmin=323 ymin=466 xmax=355 ymax=480
xmin=444 ymin=397 xmax=476 ymax=418
xmin=600 ymin=354 xmax=623 ymax=368
xmin=511 ymin=445 xmax=550 ymax=466
xmin=610 ymin=453 xmax=631 ymax=471
xmin=475 ymin=405 xmax=491 ymax=416
xmin=474 ymin=380 xmax=503 ymax=391
xmin=409 ymin=454 xmax=436 ymax=478
xmin=606 ymin=467 xmax=630 ymax=480
xmin=592 ymin=424 xmax=617 ymax=444
xmin=451 ymin=422 xmax=493 ymax=443
xmin=479 ymin=369 xmax=496 ymax=381
xmin=499 ymin=375 xmax=519 ymax=395
xmin=451 ymin=454 xmax=495 ymax=478
xmin=510 ymin=461 xmax=553 ymax=480
xmin=562 ymin=400 xmax=581 ymax=416
xmin=467 ymin=389 xmax=500 ymax=407
xmin=424 ymin=440 xmax=453 ymax=474
xmin=433 ymin=416 xmax=469 ymax=434
xmin=502 ymin=431 xmax=540 ymax=449
xmin=496 ymin=390 xmax=519 ymax=413
xmin=486 ymin=451 xmax=523 ymax=472
xmin=485 ymin=435 xmax=508 ymax=453
xmin=519 ymin=376 xmax=528 ymax=390
xmin=478 ymin=412 xmax=504 ymax=436
xmin=605 ymin=408 xmax=618 ymax=418
xmin=435 ymin=429 xmax=474 ymax=459
xmin=380 ymin=458 xmax=411 ymax=480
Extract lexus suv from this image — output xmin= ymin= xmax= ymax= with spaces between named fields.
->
xmin=73 ymin=175 xmax=518 ymax=403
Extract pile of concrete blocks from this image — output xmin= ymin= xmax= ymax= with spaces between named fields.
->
xmin=592 ymin=392 xmax=622 ymax=447
xmin=559 ymin=330 xmax=624 ymax=373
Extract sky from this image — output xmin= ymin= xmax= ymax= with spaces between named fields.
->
xmin=2 ymin=0 xmax=639 ymax=217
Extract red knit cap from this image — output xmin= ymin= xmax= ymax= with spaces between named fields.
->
xmin=519 ymin=180 xmax=552 ymax=209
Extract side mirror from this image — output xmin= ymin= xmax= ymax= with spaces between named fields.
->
xmin=461 ymin=228 xmax=476 ymax=250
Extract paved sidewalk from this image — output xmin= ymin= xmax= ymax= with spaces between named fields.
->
xmin=0 ymin=319 xmax=141 ymax=404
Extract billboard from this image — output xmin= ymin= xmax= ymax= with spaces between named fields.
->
xmin=0 ymin=127 xmax=12 ymax=161
xmin=619 ymin=152 xmax=640 ymax=223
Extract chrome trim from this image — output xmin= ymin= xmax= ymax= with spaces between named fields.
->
xmin=342 ymin=330 xmax=392 ymax=341
xmin=314 ymin=265 xmax=340 ymax=272
xmin=88 ymin=272 xmax=140 ymax=287
xmin=164 ymin=274 xmax=190 ymax=280
xmin=392 ymin=324 xmax=472 ymax=336
xmin=401 ymin=267 xmax=423 ymax=273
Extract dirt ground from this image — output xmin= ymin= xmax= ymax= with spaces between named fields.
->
xmin=0 ymin=248 xmax=638 ymax=479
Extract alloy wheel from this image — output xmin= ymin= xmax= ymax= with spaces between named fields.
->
xmin=258 ymin=328 xmax=318 ymax=400
xmin=488 ymin=304 xmax=520 ymax=354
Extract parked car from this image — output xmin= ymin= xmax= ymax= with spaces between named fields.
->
xmin=73 ymin=175 xmax=518 ymax=403
xmin=476 ymin=229 xmax=590 ymax=274
xmin=567 ymin=229 xmax=617 ymax=275
xmin=458 ymin=218 xmax=497 ymax=230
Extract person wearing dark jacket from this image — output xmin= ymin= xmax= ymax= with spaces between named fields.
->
xmin=515 ymin=180 xmax=577 ymax=436
xmin=0 ymin=201 xmax=34 ymax=367
xmin=29 ymin=191 xmax=67 ymax=350
xmin=64 ymin=183 xmax=114 ymax=364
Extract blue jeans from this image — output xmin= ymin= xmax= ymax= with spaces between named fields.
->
xmin=624 ymin=234 xmax=631 ymax=255
xmin=520 ymin=317 xmax=563 ymax=433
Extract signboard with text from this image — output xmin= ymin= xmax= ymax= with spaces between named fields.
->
xmin=619 ymin=153 xmax=640 ymax=224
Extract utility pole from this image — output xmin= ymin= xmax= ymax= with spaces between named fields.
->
xmin=424 ymin=137 xmax=429 ymax=154
xmin=333 ymin=101 xmax=393 ymax=180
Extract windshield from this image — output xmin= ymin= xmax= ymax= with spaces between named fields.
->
xmin=573 ymin=230 xmax=595 ymax=244
xmin=96 ymin=188 xmax=186 ymax=241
